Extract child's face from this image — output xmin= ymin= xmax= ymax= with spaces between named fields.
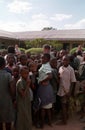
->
xmin=50 ymin=59 xmax=57 ymax=68
xmin=21 ymin=69 xmax=29 ymax=80
xmin=7 ymin=55 xmax=15 ymax=64
xmin=20 ymin=55 xmax=27 ymax=65
xmin=29 ymin=63 xmax=37 ymax=72
xmin=21 ymin=58 xmax=27 ymax=65
xmin=43 ymin=48 xmax=50 ymax=54
xmin=12 ymin=67 xmax=19 ymax=78
xmin=62 ymin=57 xmax=69 ymax=67
xmin=41 ymin=55 xmax=48 ymax=64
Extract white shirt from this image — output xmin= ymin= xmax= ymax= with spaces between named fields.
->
xmin=77 ymin=55 xmax=83 ymax=63
xmin=57 ymin=65 xmax=76 ymax=96
xmin=38 ymin=62 xmax=52 ymax=83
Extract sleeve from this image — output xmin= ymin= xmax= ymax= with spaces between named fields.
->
xmin=8 ymin=73 xmax=12 ymax=82
xmin=16 ymin=80 xmax=24 ymax=92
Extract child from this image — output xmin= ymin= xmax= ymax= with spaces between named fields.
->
xmin=57 ymin=55 xmax=76 ymax=124
xmin=15 ymin=44 xmax=21 ymax=55
xmin=17 ymin=54 xmax=27 ymax=68
xmin=5 ymin=53 xmax=16 ymax=75
xmin=11 ymin=66 xmax=20 ymax=128
xmin=0 ymin=56 xmax=14 ymax=130
xmin=50 ymin=58 xmax=61 ymax=117
xmin=16 ymin=66 xmax=32 ymax=130
xmin=29 ymin=61 xmax=41 ymax=127
xmin=50 ymin=57 xmax=59 ymax=103
xmin=12 ymin=66 xmax=20 ymax=102
xmin=37 ymin=53 xmax=54 ymax=128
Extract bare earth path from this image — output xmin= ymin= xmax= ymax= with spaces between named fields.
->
xmin=3 ymin=113 xmax=85 ymax=130
xmin=33 ymin=114 xmax=85 ymax=130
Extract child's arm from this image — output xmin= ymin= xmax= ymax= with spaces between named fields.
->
xmin=40 ymin=73 xmax=52 ymax=86
xmin=42 ymin=73 xmax=52 ymax=82
xmin=20 ymin=78 xmax=31 ymax=97
xmin=45 ymin=73 xmax=52 ymax=80
xmin=26 ymin=78 xmax=31 ymax=90
xmin=57 ymin=72 xmax=60 ymax=84
xmin=19 ymin=88 xmax=26 ymax=98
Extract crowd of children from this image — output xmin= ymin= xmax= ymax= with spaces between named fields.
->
xmin=0 ymin=44 xmax=85 ymax=130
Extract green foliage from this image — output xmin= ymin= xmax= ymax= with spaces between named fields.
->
xmin=70 ymin=47 xmax=77 ymax=54
xmin=70 ymin=47 xmax=85 ymax=54
xmin=25 ymin=41 xmax=32 ymax=49
xmin=25 ymin=38 xmax=63 ymax=51
xmin=49 ymin=41 xmax=63 ymax=50
xmin=25 ymin=48 xmax=43 ymax=54
xmin=25 ymin=38 xmax=51 ymax=48
xmin=20 ymin=48 xmax=26 ymax=53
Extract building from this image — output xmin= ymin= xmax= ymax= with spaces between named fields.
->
xmin=0 ymin=29 xmax=85 ymax=50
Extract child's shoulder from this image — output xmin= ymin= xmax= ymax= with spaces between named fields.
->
xmin=16 ymin=78 xmax=22 ymax=85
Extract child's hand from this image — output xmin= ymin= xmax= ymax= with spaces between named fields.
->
xmin=40 ymin=81 xmax=49 ymax=86
xmin=58 ymin=73 xmax=60 ymax=80
xmin=20 ymin=88 xmax=26 ymax=98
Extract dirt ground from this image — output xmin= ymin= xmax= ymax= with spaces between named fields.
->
xmin=2 ymin=113 xmax=85 ymax=130
xmin=33 ymin=114 xmax=85 ymax=130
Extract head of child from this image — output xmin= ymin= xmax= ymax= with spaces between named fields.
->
xmin=29 ymin=61 xmax=38 ymax=73
xmin=7 ymin=54 xmax=15 ymax=65
xmin=50 ymin=57 xmax=57 ymax=69
xmin=59 ymin=49 xmax=66 ymax=58
xmin=12 ymin=66 xmax=20 ymax=78
xmin=43 ymin=44 xmax=51 ymax=54
xmin=41 ymin=53 xmax=50 ymax=64
xmin=20 ymin=54 xmax=27 ymax=66
xmin=0 ymin=56 xmax=5 ymax=69
xmin=20 ymin=66 xmax=29 ymax=80
xmin=7 ymin=46 xmax=15 ymax=54
xmin=62 ymin=55 xmax=69 ymax=67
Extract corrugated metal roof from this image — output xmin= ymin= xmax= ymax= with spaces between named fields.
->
xmin=1 ymin=29 xmax=85 ymax=41
xmin=14 ymin=29 xmax=85 ymax=41
xmin=0 ymin=30 xmax=16 ymax=39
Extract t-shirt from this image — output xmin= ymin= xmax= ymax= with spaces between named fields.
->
xmin=57 ymin=65 xmax=76 ymax=96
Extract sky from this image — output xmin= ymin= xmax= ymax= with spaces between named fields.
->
xmin=0 ymin=0 xmax=85 ymax=32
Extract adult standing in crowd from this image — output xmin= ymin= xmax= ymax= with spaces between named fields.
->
xmin=15 ymin=44 xmax=21 ymax=55
xmin=43 ymin=44 xmax=55 ymax=58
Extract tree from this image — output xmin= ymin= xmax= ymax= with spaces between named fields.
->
xmin=25 ymin=39 xmax=63 ymax=51
xmin=42 ymin=27 xmax=56 ymax=31
xmin=25 ymin=39 xmax=46 ymax=48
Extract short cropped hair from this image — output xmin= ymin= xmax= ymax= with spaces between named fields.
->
xmin=0 ymin=56 xmax=5 ymax=67
xmin=20 ymin=66 xmax=29 ymax=73
xmin=43 ymin=44 xmax=51 ymax=49
xmin=42 ymin=53 xmax=50 ymax=60
xmin=7 ymin=46 xmax=15 ymax=54
xmin=19 ymin=54 xmax=27 ymax=61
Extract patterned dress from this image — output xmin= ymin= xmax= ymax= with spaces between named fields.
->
xmin=16 ymin=78 xmax=32 ymax=130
